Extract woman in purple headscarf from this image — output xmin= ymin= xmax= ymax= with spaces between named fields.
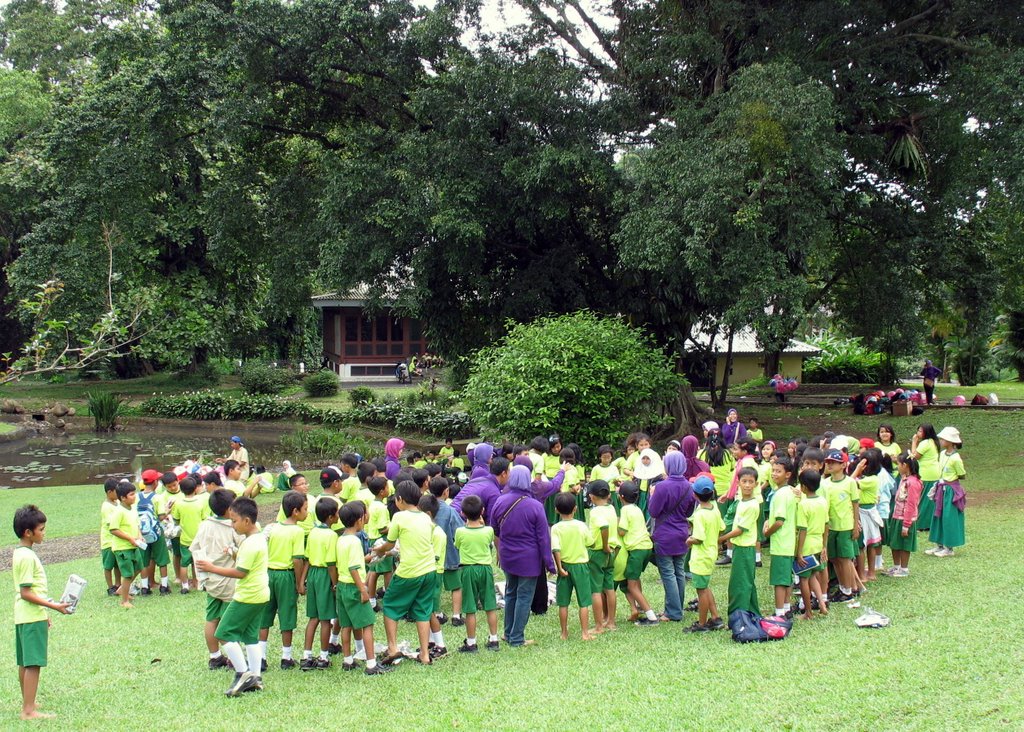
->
xmin=647 ymin=451 xmax=696 ymax=622
xmin=384 ymin=438 xmax=404 ymax=481
xmin=721 ymin=409 xmax=747 ymax=446
xmin=681 ymin=435 xmax=709 ymax=480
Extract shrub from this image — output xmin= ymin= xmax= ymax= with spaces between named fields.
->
xmin=239 ymin=362 xmax=292 ymax=395
xmin=348 ymin=399 xmax=474 ymax=436
xmin=348 ymin=386 xmax=375 ymax=406
xmin=172 ymin=363 xmax=220 ymax=388
xmin=86 ymin=391 xmax=126 ymax=432
xmin=303 ymin=370 xmax=339 ymax=398
xmin=140 ymin=392 xmax=290 ymax=421
xmin=462 ymin=311 xmax=681 ymax=450
xmin=803 ymin=331 xmax=884 ymax=383
xmin=279 ymin=428 xmax=382 ymax=462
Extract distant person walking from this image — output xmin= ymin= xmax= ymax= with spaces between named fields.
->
xmin=920 ymin=360 xmax=941 ymax=405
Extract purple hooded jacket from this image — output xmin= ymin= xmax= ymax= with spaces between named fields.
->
xmin=491 ymin=465 xmax=554 ymax=577
xmin=648 ymin=452 xmax=697 ymax=556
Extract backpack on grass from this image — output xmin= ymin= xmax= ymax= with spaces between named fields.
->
xmin=729 ymin=609 xmax=793 ymax=643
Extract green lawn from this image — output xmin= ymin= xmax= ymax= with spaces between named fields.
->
xmin=0 ymin=423 xmax=17 ymax=435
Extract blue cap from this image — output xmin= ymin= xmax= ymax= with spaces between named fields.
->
xmin=693 ymin=476 xmax=715 ymax=497
xmin=230 ymin=435 xmax=243 ymax=444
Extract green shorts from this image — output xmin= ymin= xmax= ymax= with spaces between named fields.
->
xmin=206 ymin=596 xmax=228 ymax=622
xmin=101 ymin=547 xmax=116 ymax=572
xmin=383 ymin=573 xmax=435 ymax=622
xmin=827 ymin=529 xmax=857 ymax=560
xmin=769 ymin=554 xmax=794 ymax=586
xmin=143 ymin=538 xmax=169 ymax=568
xmin=305 ymin=566 xmax=336 ymax=620
xmin=263 ymin=569 xmax=299 ymax=631
xmin=442 ymin=567 xmax=462 ymax=591
xmin=215 ymin=600 xmax=266 ymax=645
xmin=623 ymin=548 xmax=652 ymax=581
xmin=179 ymin=543 xmax=194 ymax=567
xmin=114 ymin=548 xmax=142 ymax=577
xmin=432 ymin=573 xmax=443 ymax=613
xmin=587 ymin=548 xmax=617 ymax=592
xmin=368 ymin=554 xmax=395 ymax=575
xmin=556 ymin=563 xmax=592 ymax=608
xmin=796 ymin=553 xmax=826 ymax=576
xmin=459 ymin=564 xmax=497 ymax=613
xmin=15 ymin=621 xmax=47 ymax=668
xmin=336 ymin=582 xmax=376 ymax=630
xmin=691 ymin=573 xmax=711 ymax=590
xmin=171 ymin=536 xmax=182 ymax=558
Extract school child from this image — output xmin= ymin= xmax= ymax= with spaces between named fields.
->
xmin=222 ymin=460 xmax=246 ymax=497
xmin=197 ymin=497 xmax=270 ymax=697
xmin=684 ymin=477 xmax=726 ymax=632
xmin=590 ymin=445 xmax=623 ymax=489
xmin=721 ymin=438 xmax=760 ymax=567
xmin=550 ymin=492 xmax=594 ymax=640
xmin=138 ymin=473 xmax=170 ymax=596
xmin=911 ymin=423 xmax=942 ymax=532
xmin=301 ymin=498 xmax=340 ymax=670
xmin=189 ymin=488 xmax=241 ymax=670
xmin=558 ymin=446 xmax=585 ymax=519
xmin=259 ymin=491 xmax=308 ymax=671
xmin=108 ymin=481 xmax=146 ymax=608
xmin=630 ymin=447 xmax=664 ymax=517
xmin=12 ymin=505 xmax=72 ymax=721
xmin=616 ymin=483 xmax=659 ymax=626
xmin=876 ymin=424 xmax=901 ymax=463
xmin=172 ymin=477 xmax=211 ymax=593
xmin=339 ymin=453 xmax=362 ymax=501
xmin=336 ymin=502 xmax=390 ymax=675
xmin=928 ymin=427 xmax=967 ymax=556
xmin=411 ymin=452 xmax=426 ymax=469
xmin=822 ymin=449 xmax=862 ymax=602
xmin=317 ymin=465 xmax=345 ymax=534
xmin=365 ymin=476 xmax=394 ymax=609
xmin=355 ymin=461 xmax=377 ymax=509
xmin=449 ymin=449 xmax=466 ymax=474
xmin=699 ymin=431 xmax=735 ymax=564
xmin=586 ymin=480 xmax=620 ymax=632
xmin=100 ymin=478 xmax=123 ymax=595
xmin=747 ymin=417 xmax=764 ymax=443
xmin=886 ymin=455 xmax=923 ymax=576
xmin=374 ymin=480 xmax=438 ymax=667
xmin=794 ymin=470 xmax=830 ymax=619
xmin=439 ymin=438 xmax=455 ymax=463
xmin=202 ymin=471 xmax=222 ymax=494
xmin=419 ymin=493 xmax=449 ymax=658
xmin=276 ymin=473 xmax=316 ymax=535
xmin=718 ymin=467 xmax=761 ymax=615
xmin=428 ymin=477 xmax=465 ymax=626
xmin=454 ymin=495 xmax=501 ymax=651
xmin=157 ymin=472 xmax=183 ymax=585
xmin=875 ymin=454 xmax=896 ymax=573
xmin=799 ymin=447 xmax=825 ymax=475
xmin=762 ymin=458 xmax=798 ymax=618
xmin=851 ymin=449 xmax=884 ymax=581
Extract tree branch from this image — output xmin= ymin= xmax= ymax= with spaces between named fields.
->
xmin=517 ymin=0 xmax=619 ymax=83
xmin=563 ymin=0 xmax=618 ymax=64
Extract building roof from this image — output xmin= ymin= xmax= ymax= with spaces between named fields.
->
xmin=693 ymin=327 xmax=820 ymax=356
xmin=311 ymin=284 xmax=398 ymax=308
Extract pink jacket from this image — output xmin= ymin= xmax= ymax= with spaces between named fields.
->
xmin=892 ymin=476 xmax=923 ymax=530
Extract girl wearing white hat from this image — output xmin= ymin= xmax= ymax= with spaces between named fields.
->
xmin=926 ymin=427 xmax=966 ymax=557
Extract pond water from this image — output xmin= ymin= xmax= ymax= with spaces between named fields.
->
xmin=0 ymin=421 xmax=294 ymax=489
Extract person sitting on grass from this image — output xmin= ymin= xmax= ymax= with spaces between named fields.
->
xmin=455 ymin=495 xmax=501 ymax=651
xmin=189 ymin=488 xmax=242 ymax=670
xmin=108 ymin=480 xmax=147 ymax=609
xmin=222 ymin=460 xmax=246 ymax=497
xmin=13 ymin=505 xmax=72 ymax=721
xmin=336 ymin=502 xmax=391 ymax=675
xmin=550 ymin=492 xmax=594 ymax=641
xmin=684 ymin=477 xmax=726 ymax=632
xmin=196 ymin=497 xmax=270 ymax=697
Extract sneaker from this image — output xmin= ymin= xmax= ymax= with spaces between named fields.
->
xmin=280 ymin=659 xmax=297 ymax=670
xmin=683 ymin=622 xmax=709 ymax=633
xmin=783 ymin=610 xmax=794 ymax=620
xmin=429 ymin=645 xmax=448 ymax=660
xmin=924 ymin=546 xmax=939 ymax=555
xmin=342 ymin=660 xmax=357 ymax=671
xmin=243 ymin=676 xmax=264 ymax=692
xmin=435 ymin=612 xmax=448 ymax=625
xmin=364 ymin=664 xmax=393 ymax=675
xmin=225 ymin=671 xmax=257 ymax=697
xmin=208 ymin=655 xmax=230 ymax=671
xmin=260 ymin=659 xmax=267 ymax=673
xmin=299 ymin=658 xmax=316 ymax=672
xmin=376 ymin=587 xmax=386 ymax=599
xmin=451 ymin=615 xmax=465 ymax=627
xmin=107 ymin=586 xmax=118 ymax=596
xmin=831 ymin=592 xmax=854 ymax=603
xmin=314 ymin=658 xmax=331 ymax=670
xmin=706 ymin=617 xmax=725 ymax=630
xmin=715 ymin=555 xmax=732 ymax=566
xmin=685 ymin=599 xmax=699 ymax=612
xmin=458 ymin=640 xmax=478 ymax=653
xmin=935 ymin=547 xmax=955 ymax=557
xmin=635 ymin=617 xmax=660 ymax=627
xmin=327 ymin=643 xmax=342 ymax=655
xmin=485 ymin=639 xmax=500 ymax=651
xmin=893 ymin=568 xmax=910 ymax=577
xmin=755 ymin=559 xmax=763 ymax=568
xmin=180 ymin=588 xmax=190 ymax=595
xmin=140 ymin=587 xmax=153 ymax=596
xmin=372 ymin=603 xmax=382 ymax=613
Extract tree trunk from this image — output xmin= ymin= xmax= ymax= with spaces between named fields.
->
xmin=671 ymin=380 xmax=705 ymax=435
xmin=763 ymin=349 xmax=781 ymax=379
xmin=711 ymin=329 xmax=735 ymax=411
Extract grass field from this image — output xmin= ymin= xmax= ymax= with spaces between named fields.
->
xmin=0 ymin=408 xmax=1021 ymax=729
xmin=0 ymin=423 xmax=17 ymax=435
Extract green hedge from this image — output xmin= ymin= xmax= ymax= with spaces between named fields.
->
xmin=303 ymin=370 xmax=339 ymax=398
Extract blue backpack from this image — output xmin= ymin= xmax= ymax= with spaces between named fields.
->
xmin=137 ymin=492 xmax=161 ymax=544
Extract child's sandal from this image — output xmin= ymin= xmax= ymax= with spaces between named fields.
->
xmin=380 ymin=652 xmax=404 ymax=667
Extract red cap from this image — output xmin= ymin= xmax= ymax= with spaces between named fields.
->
xmin=141 ymin=469 xmax=162 ymax=484
xmin=859 ymin=438 xmax=875 ymax=449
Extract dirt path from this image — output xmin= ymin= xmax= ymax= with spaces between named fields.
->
xmin=0 ymin=502 xmax=281 ymax=572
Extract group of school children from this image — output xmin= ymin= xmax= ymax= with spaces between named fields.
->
xmin=12 ymin=420 xmax=967 ymax=712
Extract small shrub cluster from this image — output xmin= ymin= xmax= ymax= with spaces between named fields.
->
xmin=303 ymin=370 xmax=339 ymax=398
xmin=239 ymin=362 xmax=294 ymax=395
xmin=86 ymin=391 xmax=126 ymax=432
xmin=803 ymin=331 xmax=884 ymax=383
xmin=140 ymin=392 xmax=290 ymax=421
xmin=348 ymin=386 xmax=376 ymax=405
xmin=279 ymin=428 xmax=382 ymax=462
xmin=348 ymin=399 xmax=474 ymax=436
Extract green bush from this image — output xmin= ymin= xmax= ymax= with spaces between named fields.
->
xmin=348 ymin=399 xmax=474 ymax=436
xmin=172 ymin=363 xmax=220 ymax=388
xmin=803 ymin=331 xmax=884 ymax=383
xmin=303 ymin=370 xmax=339 ymax=398
xmin=86 ymin=391 xmax=126 ymax=432
xmin=239 ymin=362 xmax=292 ymax=395
xmin=140 ymin=392 xmax=290 ymax=421
xmin=348 ymin=386 xmax=376 ymax=406
xmin=279 ymin=428 xmax=382 ymax=462
xmin=462 ymin=311 xmax=681 ymax=450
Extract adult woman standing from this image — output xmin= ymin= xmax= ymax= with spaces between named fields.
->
xmin=911 ymin=424 xmax=942 ymax=532
xmin=721 ymin=409 xmax=747 ymax=446
xmin=648 ymin=452 xmax=697 ymax=622
xmin=920 ymin=360 xmax=942 ymax=405
xmin=491 ymin=465 xmax=553 ymax=647
xmin=384 ymin=437 xmax=405 ymax=481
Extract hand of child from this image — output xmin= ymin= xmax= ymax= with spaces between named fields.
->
xmin=796 ymin=556 xmax=808 ymax=569
xmin=686 ymin=537 xmax=696 ymax=546
xmin=134 ymin=538 xmax=147 ymax=550
xmin=718 ymin=495 xmax=727 ymax=503
xmin=360 ymin=587 xmax=369 ymax=604
xmin=820 ymin=550 xmax=828 ymax=564
xmin=901 ymin=527 xmax=909 ymax=537
xmin=54 ymin=601 xmax=72 ymax=615
xmin=195 ymin=559 xmax=213 ymax=572
xmin=558 ymin=568 xmax=568 ymax=577
xmin=852 ymin=524 xmax=861 ymax=541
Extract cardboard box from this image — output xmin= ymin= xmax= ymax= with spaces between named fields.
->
xmin=891 ymin=401 xmax=912 ymax=416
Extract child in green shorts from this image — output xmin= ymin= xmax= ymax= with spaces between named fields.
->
xmin=301 ymin=498 xmax=339 ymax=670
xmin=419 ymin=493 xmax=449 ymax=659
xmin=108 ymin=481 xmax=147 ymax=608
xmin=276 ymin=473 xmax=317 ymax=536
xmin=189 ymin=489 xmax=240 ymax=670
xmin=259 ymin=491 xmax=307 ymax=671
xmin=719 ymin=467 xmax=761 ymax=616
xmin=100 ymin=477 xmax=122 ymax=596
xmin=13 ymin=505 xmax=71 ymax=720
xmin=550 ymin=492 xmax=593 ymax=641
xmin=374 ymin=480 xmax=437 ymax=666
xmin=685 ymin=477 xmax=726 ymax=632
xmin=763 ymin=458 xmax=798 ymax=618
xmin=196 ymin=497 xmax=269 ymax=697
xmin=365 ymin=476 xmax=394 ymax=610
xmin=454 ymin=495 xmax=501 ymax=651
xmin=172 ymin=477 xmax=211 ymax=594
xmin=586 ymin=480 xmax=620 ymax=633
xmin=822 ymin=450 xmax=861 ymax=602
xmin=795 ymin=469 xmax=829 ymax=619
xmin=336 ymin=502 xmax=390 ymax=675
xmin=617 ymin=483 xmax=659 ymax=627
